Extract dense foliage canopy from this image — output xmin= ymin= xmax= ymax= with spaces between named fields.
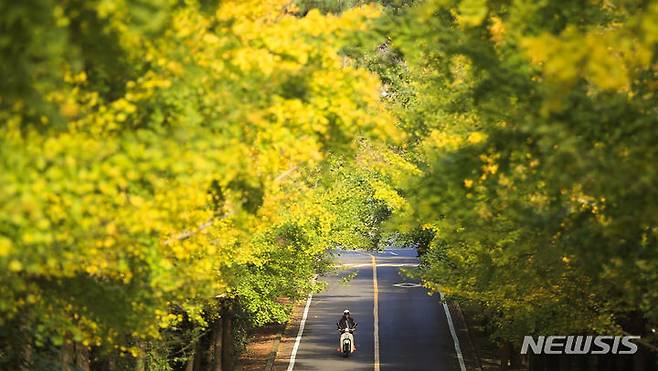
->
xmin=379 ymin=0 xmax=658 ymax=346
xmin=0 ymin=0 xmax=407 ymax=367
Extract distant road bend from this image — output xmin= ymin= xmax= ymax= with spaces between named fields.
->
xmin=286 ymin=248 xmax=467 ymax=371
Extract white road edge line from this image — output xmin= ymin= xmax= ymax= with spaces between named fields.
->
xmin=287 ymin=293 xmax=313 ymax=371
xmin=371 ymin=255 xmax=381 ymax=371
xmin=441 ymin=293 xmax=467 ymax=371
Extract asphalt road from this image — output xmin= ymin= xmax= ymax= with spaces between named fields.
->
xmin=290 ymin=249 xmax=464 ymax=371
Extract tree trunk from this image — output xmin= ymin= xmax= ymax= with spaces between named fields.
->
xmin=221 ymin=306 xmax=234 ymax=371
xmin=184 ymin=338 xmax=205 ymax=371
xmin=509 ymin=342 xmax=522 ymax=369
xmin=185 ymin=348 xmax=195 ymax=371
xmin=193 ymin=340 xmax=203 ymax=371
xmin=499 ymin=342 xmax=511 ymax=371
xmin=210 ymin=317 xmax=223 ymax=371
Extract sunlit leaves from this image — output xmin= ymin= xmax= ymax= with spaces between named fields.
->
xmin=0 ymin=0 xmax=399 ymax=358
xmin=386 ymin=0 xmax=658 ymax=345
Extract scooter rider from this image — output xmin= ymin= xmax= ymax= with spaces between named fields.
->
xmin=337 ymin=309 xmax=357 ymax=351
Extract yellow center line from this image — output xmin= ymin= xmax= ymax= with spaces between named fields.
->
xmin=371 ymin=255 xmax=380 ymax=371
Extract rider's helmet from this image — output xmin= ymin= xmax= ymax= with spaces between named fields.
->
xmin=343 ymin=309 xmax=350 ymax=316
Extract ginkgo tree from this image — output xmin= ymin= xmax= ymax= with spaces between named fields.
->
xmin=0 ymin=0 xmax=406 ymax=368
xmin=379 ymin=0 xmax=658 ymax=357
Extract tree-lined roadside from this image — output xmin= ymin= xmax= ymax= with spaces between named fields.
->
xmin=298 ymin=0 xmax=658 ymax=366
xmin=0 ymin=1 xmax=409 ymax=369
xmin=362 ymin=0 xmax=658 ymax=367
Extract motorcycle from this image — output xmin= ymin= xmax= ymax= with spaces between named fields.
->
xmin=337 ymin=322 xmax=357 ymax=358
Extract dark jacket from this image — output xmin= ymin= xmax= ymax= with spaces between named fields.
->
xmin=338 ymin=315 xmax=356 ymax=329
